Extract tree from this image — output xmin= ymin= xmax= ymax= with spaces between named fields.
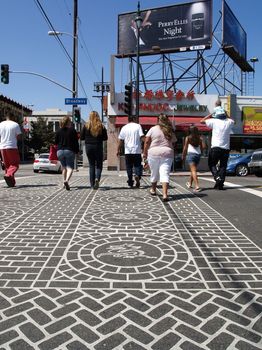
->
xmin=29 ymin=117 xmax=55 ymax=153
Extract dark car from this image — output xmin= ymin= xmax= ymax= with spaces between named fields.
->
xmin=226 ymin=152 xmax=253 ymax=177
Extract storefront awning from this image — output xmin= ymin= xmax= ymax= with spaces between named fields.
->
xmin=115 ymin=116 xmax=210 ymax=131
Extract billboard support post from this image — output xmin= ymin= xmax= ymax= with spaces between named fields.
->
xmin=135 ymin=2 xmax=142 ymax=122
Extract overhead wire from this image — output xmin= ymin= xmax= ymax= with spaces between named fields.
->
xmin=33 ymin=0 xmax=72 ymax=65
xmin=33 ymin=0 xmax=94 ymax=111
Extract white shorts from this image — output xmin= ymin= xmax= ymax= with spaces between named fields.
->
xmin=148 ymin=156 xmax=173 ymax=183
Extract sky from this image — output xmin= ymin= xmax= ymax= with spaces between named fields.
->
xmin=1 ymin=0 xmax=261 ymax=120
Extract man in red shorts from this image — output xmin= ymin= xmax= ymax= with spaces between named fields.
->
xmin=0 ymin=108 xmax=22 ymax=187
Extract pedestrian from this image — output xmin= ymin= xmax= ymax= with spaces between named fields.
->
xmin=200 ymin=106 xmax=234 ymax=190
xmin=0 ymin=108 xmax=22 ymax=187
xmin=212 ymin=99 xmax=227 ymax=119
xmin=182 ymin=126 xmax=206 ymax=192
xmin=143 ymin=113 xmax=177 ymax=201
xmin=80 ymin=111 xmax=108 ymax=189
xmin=117 ymin=116 xmax=144 ymax=188
xmin=55 ymin=116 xmax=79 ymax=191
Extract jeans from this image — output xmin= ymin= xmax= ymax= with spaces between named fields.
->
xmin=208 ymin=147 xmax=230 ymax=185
xmin=186 ymin=153 xmax=201 ymax=166
xmin=57 ymin=149 xmax=75 ymax=169
xmin=85 ymin=143 xmax=103 ymax=187
xmin=125 ymin=154 xmax=142 ymax=186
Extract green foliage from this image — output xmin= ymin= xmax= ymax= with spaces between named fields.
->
xmin=29 ymin=117 xmax=55 ymax=153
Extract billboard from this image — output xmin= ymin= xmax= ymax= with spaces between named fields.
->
xmin=242 ymin=107 xmax=262 ymax=134
xmin=117 ymin=0 xmax=212 ymax=57
xmin=222 ymin=1 xmax=247 ymax=63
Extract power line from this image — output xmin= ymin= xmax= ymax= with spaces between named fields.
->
xmin=33 ymin=0 xmax=93 ymax=111
xmin=33 ymin=0 xmax=72 ymax=65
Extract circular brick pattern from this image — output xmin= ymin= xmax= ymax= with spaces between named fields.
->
xmin=66 ymin=234 xmax=190 ymax=281
xmin=100 ymin=194 xmax=153 ymax=204
xmin=82 ymin=209 xmax=171 ymax=229
xmin=93 ymin=241 xmax=161 ymax=267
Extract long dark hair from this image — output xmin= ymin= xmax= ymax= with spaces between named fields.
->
xmin=188 ymin=126 xmax=200 ymax=147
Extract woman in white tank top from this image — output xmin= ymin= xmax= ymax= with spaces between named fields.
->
xmin=182 ymin=126 xmax=206 ymax=192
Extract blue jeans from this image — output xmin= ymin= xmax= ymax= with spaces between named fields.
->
xmin=125 ymin=154 xmax=142 ymax=186
xmin=186 ymin=153 xmax=201 ymax=166
xmin=85 ymin=143 xmax=103 ymax=187
xmin=57 ymin=149 xmax=75 ymax=169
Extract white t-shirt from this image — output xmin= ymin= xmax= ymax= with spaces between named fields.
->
xmin=205 ymin=118 xmax=234 ymax=150
xmin=118 ymin=122 xmax=144 ymax=154
xmin=0 ymin=120 xmax=21 ymax=149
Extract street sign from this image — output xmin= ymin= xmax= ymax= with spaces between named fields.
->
xmin=65 ymin=98 xmax=87 ymax=105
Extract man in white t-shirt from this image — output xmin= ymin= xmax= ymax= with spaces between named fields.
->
xmin=201 ymin=112 xmax=234 ymax=190
xmin=0 ymin=110 xmax=22 ymax=187
xmin=117 ymin=116 xmax=144 ymax=188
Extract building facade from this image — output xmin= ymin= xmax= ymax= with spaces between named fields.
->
xmin=106 ymin=91 xmax=262 ymax=171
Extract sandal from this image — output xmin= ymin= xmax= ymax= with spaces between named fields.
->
xmin=186 ymin=182 xmax=192 ymax=189
xmin=162 ymin=197 xmax=169 ymax=202
xmin=193 ymin=187 xmax=201 ymax=192
xmin=150 ymin=189 xmax=156 ymax=196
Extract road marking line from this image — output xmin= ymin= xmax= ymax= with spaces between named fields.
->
xmin=199 ymin=177 xmax=262 ymax=198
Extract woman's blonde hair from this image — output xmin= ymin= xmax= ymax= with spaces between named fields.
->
xmin=158 ymin=113 xmax=173 ymax=140
xmin=60 ymin=116 xmax=71 ymax=128
xmin=85 ymin=111 xmax=103 ymax=137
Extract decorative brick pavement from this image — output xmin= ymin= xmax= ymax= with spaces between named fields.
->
xmin=0 ymin=174 xmax=261 ymax=349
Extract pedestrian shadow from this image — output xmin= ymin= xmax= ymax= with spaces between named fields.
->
xmin=168 ymin=192 xmax=207 ymax=201
xmin=14 ymin=184 xmax=58 ymax=188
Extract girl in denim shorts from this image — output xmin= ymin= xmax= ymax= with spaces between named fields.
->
xmin=182 ymin=126 xmax=206 ymax=192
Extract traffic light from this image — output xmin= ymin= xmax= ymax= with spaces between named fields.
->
xmin=124 ymin=84 xmax=132 ymax=116
xmin=74 ymin=107 xmax=81 ymax=123
xmin=1 ymin=64 xmax=9 ymax=84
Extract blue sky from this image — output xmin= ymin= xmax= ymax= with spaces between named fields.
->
xmin=1 ymin=0 xmax=261 ymax=120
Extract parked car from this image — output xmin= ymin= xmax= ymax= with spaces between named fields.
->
xmin=226 ymin=152 xmax=253 ymax=176
xmin=248 ymin=148 xmax=262 ymax=177
xmin=33 ymin=153 xmax=62 ymax=173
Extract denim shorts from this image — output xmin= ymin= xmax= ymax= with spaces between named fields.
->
xmin=186 ymin=153 xmax=201 ymax=165
xmin=57 ymin=149 xmax=75 ymax=169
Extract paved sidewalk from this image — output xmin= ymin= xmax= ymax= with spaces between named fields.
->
xmin=0 ymin=172 xmax=261 ymax=350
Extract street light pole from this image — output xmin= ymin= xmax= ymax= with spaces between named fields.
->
xmin=135 ymin=2 xmax=142 ymax=122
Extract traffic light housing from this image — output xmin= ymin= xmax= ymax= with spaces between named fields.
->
xmin=1 ymin=64 xmax=9 ymax=84
xmin=124 ymin=84 xmax=132 ymax=116
xmin=74 ymin=108 xmax=81 ymax=123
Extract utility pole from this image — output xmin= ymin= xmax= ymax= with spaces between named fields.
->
xmin=101 ymin=67 xmax=104 ymax=123
xmin=93 ymin=67 xmax=110 ymax=124
xmin=73 ymin=0 xmax=79 ymax=170
xmin=72 ymin=0 xmax=78 ymax=123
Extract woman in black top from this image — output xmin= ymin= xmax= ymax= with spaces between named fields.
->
xmin=80 ymin=111 xmax=108 ymax=189
xmin=55 ymin=116 xmax=79 ymax=190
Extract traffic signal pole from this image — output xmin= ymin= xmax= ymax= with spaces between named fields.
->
xmin=124 ymin=84 xmax=132 ymax=116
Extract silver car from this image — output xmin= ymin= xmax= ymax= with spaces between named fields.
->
xmin=248 ymin=148 xmax=262 ymax=177
xmin=33 ymin=153 xmax=62 ymax=173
